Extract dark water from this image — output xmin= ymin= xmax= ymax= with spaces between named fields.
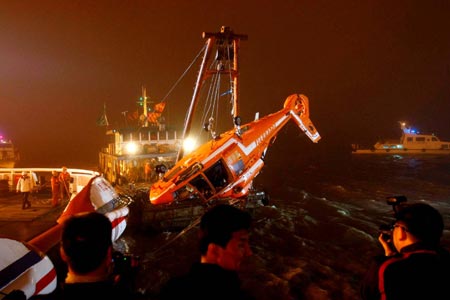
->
xmin=118 ymin=154 xmax=450 ymax=300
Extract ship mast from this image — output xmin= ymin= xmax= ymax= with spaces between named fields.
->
xmin=141 ymin=86 xmax=149 ymax=127
xmin=177 ymin=26 xmax=247 ymax=161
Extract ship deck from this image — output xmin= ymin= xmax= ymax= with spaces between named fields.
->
xmin=0 ymin=191 xmax=65 ymax=241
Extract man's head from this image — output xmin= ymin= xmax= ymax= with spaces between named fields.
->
xmin=62 ymin=166 xmax=68 ymax=172
xmin=199 ymin=204 xmax=252 ymax=270
xmin=393 ymin=202 xmax=444 ymax=249
xmin=60 ymin=212 xmax=112 ymax=274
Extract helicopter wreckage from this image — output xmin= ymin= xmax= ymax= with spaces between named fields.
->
xmin=124 ymin=26 xmax=321 ymax=230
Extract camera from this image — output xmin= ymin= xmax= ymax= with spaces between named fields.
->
xmin=378 ymin=195 xmax=407 ymax=241
xmin=379 ymin=223 xmax=393 ymax=241
xmin=112 ymin=251 xmax=140 ymax=276
xmin=386 ymin=195 xmax=407 ymax=207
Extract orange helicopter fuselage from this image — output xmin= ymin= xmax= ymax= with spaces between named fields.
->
xmin=149 ymin=94 xmax=320 ymax=205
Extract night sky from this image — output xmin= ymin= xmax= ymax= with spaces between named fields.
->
xmin=1 ymin=1 xmax=449 ymax=168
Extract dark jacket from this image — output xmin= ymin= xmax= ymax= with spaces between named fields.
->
xmin=160 ymin=263 xmax=254 ymax=300
xmin=361 ymin=243 xmax=450 ymax=300
xmin=61 ymin=280 xmax=131 ymax=300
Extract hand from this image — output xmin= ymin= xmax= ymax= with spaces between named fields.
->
xmin=378 ymin=233 xmax=396 ymax=257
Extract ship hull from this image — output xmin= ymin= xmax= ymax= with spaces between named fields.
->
xmin=352 ymin=148 xmax=450 ymax=155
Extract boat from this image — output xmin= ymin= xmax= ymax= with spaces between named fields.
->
xmin=98 ymin=86 xmax=182 ymax=185
xmin=0 ymin=135 xmax=20 ymax=168
xmin=351 ymin=121 xmax=450 ymax=154
xmin=149 ymin=26 xmax=321 ymax=207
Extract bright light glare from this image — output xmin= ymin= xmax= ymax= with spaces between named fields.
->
xmin=183 ymin=137 xmax=197 ymax=154
xmin=125 ymin=142 xmax=139 ymax=154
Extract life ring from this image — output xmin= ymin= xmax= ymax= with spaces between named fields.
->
xmin=0 ymin=238 xmax=57 ymax=298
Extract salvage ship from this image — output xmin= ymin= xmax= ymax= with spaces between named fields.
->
xmin=98 ymin=87 xmax=182 ymax=185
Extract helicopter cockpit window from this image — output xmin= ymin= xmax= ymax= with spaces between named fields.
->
xmin=175 ymin=162 xmax=203 ymax=184
xmin=174 ymin=184 xmax=194 ymax=202
xmin=190 ymin=175 xmax=213 ymax=199
xmin=204 ymin=159 xmax=229 ymax=190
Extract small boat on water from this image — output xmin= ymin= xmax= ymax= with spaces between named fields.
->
xmin=0 ymin=136 xmax=20 ymax=168
xmin=351 ymin=122 xmax=450 ymax=154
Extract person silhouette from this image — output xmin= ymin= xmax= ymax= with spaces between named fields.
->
xmin=361 ymin=202 xmax=450 ymax=300
xmin=160 ymin=204 xmax=255 ymax=300
xmin=16 ymin=171 xmax=34 ymax=209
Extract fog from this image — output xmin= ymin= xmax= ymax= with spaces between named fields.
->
xmin=1 ymin=1 xmax=449 ymax=168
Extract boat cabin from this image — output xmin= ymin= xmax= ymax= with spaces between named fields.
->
xmin=374 ymin=127 xmax=450 ymax=151
xmin=0 ymin=139 xmax=20 ymax=168
xmin=98 ymin=127 xmax=182 ymax=185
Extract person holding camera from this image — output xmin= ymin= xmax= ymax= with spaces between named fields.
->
xmin=361 ymin=202 xmax=450 ymax=300
xmin=59 ymin=212 xmax=136 ymax=300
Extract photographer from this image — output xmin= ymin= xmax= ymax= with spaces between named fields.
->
xmin=361 ymin=201 xmax=450 ymax=300
xmin=59 ymin=212 xmax=137 ymax=300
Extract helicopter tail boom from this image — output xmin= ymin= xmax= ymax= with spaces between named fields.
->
xmin=284 ymin=94 xmax=321 ymax=143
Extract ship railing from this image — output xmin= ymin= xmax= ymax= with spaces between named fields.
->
xmin=0 ymin=168 xmax=99 ymax=194
xmin=121 ymin=130 xmax=182 ymax=144
xmin=103 ymin=130 xmax=183 ymax=156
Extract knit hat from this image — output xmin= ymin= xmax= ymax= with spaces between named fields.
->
xmin=396 ymin=202 xmax=444 ymax=246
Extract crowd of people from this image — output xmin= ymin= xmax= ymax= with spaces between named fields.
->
xmin=15 ymin=166 xmax=72 ymax=209
xmin=51 ymin=204 xmax=254 ymax=300
xmin=4 ymin=197 xmax=450 ymax=299
xmin=61 ymin=202 xmax=450 ymax=300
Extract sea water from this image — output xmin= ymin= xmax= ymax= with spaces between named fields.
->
xmin=118 ymin=154 xmax=450 ymax=300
